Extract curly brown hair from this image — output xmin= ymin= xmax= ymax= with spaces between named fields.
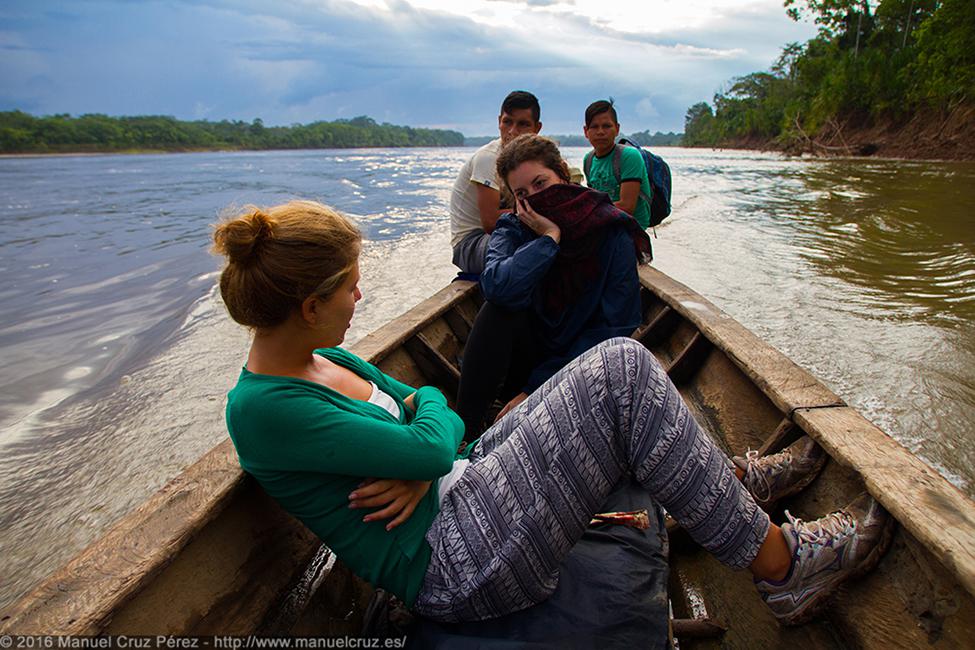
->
xmin=496 ymin=134 xmax=571 ymax=193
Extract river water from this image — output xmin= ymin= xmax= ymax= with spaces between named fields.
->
xmin=0 ymin=147 xmax=972 ymax=610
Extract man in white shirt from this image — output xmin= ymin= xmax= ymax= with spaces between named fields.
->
xmin=450 ymin=91 xmax=542 ymax=274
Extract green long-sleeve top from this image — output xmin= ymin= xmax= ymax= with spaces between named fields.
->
xmin=225 ymin=347 xmax=467 ymax=606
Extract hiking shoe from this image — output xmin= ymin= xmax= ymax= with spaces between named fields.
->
xmin=733 ymin=436 xmax=827 ymax=509
xmin=755 ymin=492 xmax=894 ymax=625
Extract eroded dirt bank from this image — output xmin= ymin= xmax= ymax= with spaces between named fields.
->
xmin=710 ymin=105 xmax=975 ymax=161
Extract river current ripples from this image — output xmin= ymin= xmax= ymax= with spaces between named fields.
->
xmin=0 ymin=147 xmax=972 ymax=610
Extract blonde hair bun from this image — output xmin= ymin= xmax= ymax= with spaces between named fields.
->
xmin=212 ymin=207 xmax=274 ymax=266
xmin=211 ymin=201 xmax=361 ymax=329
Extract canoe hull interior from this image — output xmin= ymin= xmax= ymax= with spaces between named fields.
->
xmin=3 ymin=272 xmax=974 ymax=648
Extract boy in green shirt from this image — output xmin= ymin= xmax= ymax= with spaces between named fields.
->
xmin=583 ymin=100 xmax=653 ymax=229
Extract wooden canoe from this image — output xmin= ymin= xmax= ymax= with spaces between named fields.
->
xmin=2 ymin=266 xmax=974 ymax=648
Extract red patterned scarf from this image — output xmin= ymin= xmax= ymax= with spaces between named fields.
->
xmin=525 ymin=183 xmax=652 ymax=315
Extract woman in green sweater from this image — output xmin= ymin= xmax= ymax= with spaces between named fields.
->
xmin=213 ymin=199 xmax=890 ymax=626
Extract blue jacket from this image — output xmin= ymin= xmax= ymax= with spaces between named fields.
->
xmin=480 ymin=213 xmax=641 ymax=393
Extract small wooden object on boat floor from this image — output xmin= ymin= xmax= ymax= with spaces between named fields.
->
xmin=256 ymin=546 xmax=337 ymax=635
xmin=671 ymin=617 xmax=728 ymax=639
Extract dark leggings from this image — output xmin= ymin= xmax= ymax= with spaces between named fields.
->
xmin=455 ymin=301 xmax=542 ymax=441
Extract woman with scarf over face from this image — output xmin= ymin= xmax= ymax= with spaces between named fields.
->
xmin=455 ymin=134 xmax=652 ymax=441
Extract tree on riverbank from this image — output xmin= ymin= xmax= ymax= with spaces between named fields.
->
xmin=0 ymin=113 xmax=465 ymax=153
xmin=684 ymin=0 xmax=975 ymax=157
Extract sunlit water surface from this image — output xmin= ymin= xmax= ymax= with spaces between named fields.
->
xmin=0 ymin=147 xmax=972 ymax=609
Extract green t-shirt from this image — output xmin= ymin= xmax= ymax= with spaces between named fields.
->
xmin=586 ymin=145 xmax=653 ymax=229
xmin=225 ymin=347 xmax=466 ymax=606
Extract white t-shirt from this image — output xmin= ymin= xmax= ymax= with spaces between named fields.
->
xmin=367 ymin=381 xmax=401 ymax=419
xmin=449 ymin=138 xmax=502 ymax=248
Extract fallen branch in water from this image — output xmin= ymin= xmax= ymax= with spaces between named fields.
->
xmin=792 ymin=112 xmax=854 ymax=154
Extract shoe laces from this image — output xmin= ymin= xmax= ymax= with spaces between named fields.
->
xmin=786 ymin=509 xmax=857 ymax=552
xmin=744 ymin=447 xmax=793 ymax=502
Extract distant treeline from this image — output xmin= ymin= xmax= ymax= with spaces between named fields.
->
xmin=684 ymin=0 xmax=975 ymax=148
xmin=621 ymin=131 xmax=683 ymax=147
xmin=0 ymin=112 xmax=465 ymax=153
xmin=464 ymin=131 xmax=683 ymax=148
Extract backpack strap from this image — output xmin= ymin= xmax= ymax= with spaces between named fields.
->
xmin=611 ymin=144 xmax=623 ymax=185
xmin=592 ymin=146 xmax=652 ymax=209
xmin=616 ymin=140 xmax=653 ymax=210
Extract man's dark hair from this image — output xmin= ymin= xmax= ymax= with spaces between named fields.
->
xmin=501 ymin=90 xmax=541 ymax=123
xmin=585 ymin=99 xmax=618 ymax=127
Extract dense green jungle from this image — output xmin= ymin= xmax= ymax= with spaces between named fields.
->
xmin=683 ymin=0 xmax=975 ymax=159
xmin=0 ymin=113 xmax=464 ymax=153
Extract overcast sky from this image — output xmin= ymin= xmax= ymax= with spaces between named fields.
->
xmin=0 ymin=0 xmax=817 ymax=135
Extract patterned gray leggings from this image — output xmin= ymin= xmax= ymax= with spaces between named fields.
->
xmin=414 ymin=337 xmax=770 ymax=622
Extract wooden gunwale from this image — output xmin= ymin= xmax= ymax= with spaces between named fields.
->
xmin=637 ymin=264 xmax=975 ymax=599
xmin=638 ymin=265 xmax=844 ymax=414
xmin=352 ymin=281 xmax=477 ymax=364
